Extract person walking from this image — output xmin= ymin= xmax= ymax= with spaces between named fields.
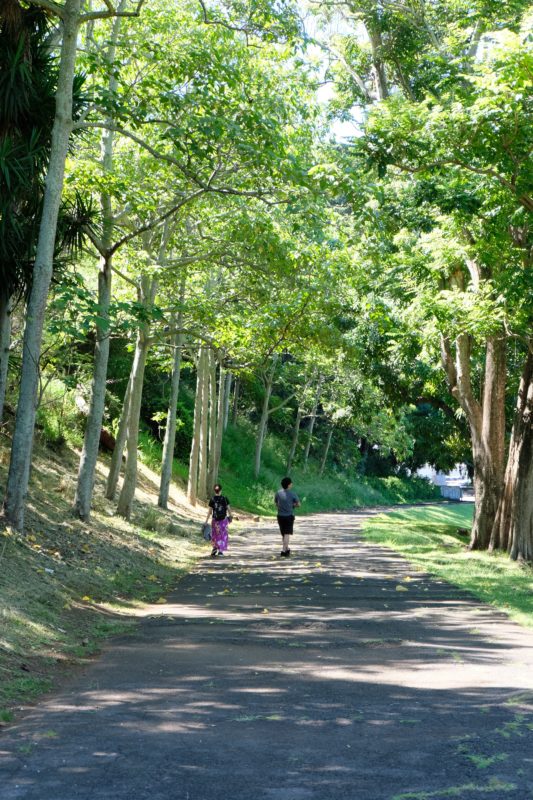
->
xmin=205 ymin=484 xmax=232 ymax=557
xmin=275 ymin=476 xmax=300 ymax=558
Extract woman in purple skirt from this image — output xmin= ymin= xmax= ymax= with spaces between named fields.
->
xmin=205 ymin=484 xmax=232 ymax=557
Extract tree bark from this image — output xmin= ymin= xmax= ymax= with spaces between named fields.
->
xmin=187 ymin=347 xmax=204 ymax=506
xmin=303 ymin=376 xmax=323 ymax=471
xmin=490 ymin=349 xmax=533 ymax=561
xmin=158 ymin=306 xmax=185 ymax=509
xmin=319 ymin=426 xmax=334 ymax=477
xmin=286 ymin=405 xmax=302 ymax=473
xmin=105 ymin=371 xmax=132 ymax=500
xmin=0 ymin=293 xmax=12 ymax=425
xmin=116 ymin=276 xmax=155 ymax=519
xmin=367 ymin=23 xmax=389 ymax=101
xmin=2 ymin=0 xmax=81 ymax=530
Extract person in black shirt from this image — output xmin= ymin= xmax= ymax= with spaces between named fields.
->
xmin=205 ymin=484 xmax=232 ymax=557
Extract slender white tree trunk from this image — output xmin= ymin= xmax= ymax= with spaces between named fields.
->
xmin=286 ymin=406 xmax=302 ymax=473
xmin=0 ymin=293 xmax=12 ymax=424
xmin=232 ymin=377 xmax=240 ymax=424
xmin=158 ymin=300 xmax=185 ymax=509
xmin=223 ymin=371 xmax=232 ymax=430
xmin=206 ymin=350 xmax=217 ymax=490
xmin=212 ymin=364 xmax=226 ymax=483
xmin=319 ymin=426 xmax=334 ymax=477
xmin=105 ymin=372 xmax=132 ymax=500
xmin=197 ymin=348 xmax=210 ymax=502
xmin=74 ymin=254 xmax=112 ymax=518
xmin=254 ymin=357 xmax=276 ymax=479
xmin=3 ymin=0 xmax=81 ymax=530
xmin=303 ymin=376 xmax=323 ymax=471
xmin=73 ymin=8 xmax=125 ymax=520
xmin=116 ymin=276 xmax=156 ymax=519
xmin=187 ymin=348 xmax=204 ymax=506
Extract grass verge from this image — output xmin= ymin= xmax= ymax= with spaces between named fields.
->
xmin=0 ymin=434 xmax=205 ymax=725
xmin=360 ymin=504 xmax=533 ymax=628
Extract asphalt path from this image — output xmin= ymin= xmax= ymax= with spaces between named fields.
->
xmin=2 ymin=510 xmax=533 ymax=800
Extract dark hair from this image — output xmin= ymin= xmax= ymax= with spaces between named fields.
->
xmin=281 ymin=476 xmax=292 ymax=489
xmin=214 ymin=484 xmax=222 ymax=493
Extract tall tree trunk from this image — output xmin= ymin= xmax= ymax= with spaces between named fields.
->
xmin=212 ymin=364 xmax=226 ymax=483
xmin=303 ymin=376 xmax=323 ymax=471
xmin=73 ymin=254 xmax=112 ymax=519
xmin=490 ymin=349 xmax=533 ymax=561
xmin=254 ymin=358 xmax=276 ymax=479
xmin=105 ymin=372 xmax=132 ymax=500
xmin=206 ymin=349 xmax=217 ymax=491
xmin=158 ymin=312 xmax=185 ymax=509
xmin=319 ymin=426 xmax=334 ymax=477
xmin=197 ymin=348 xmax=210 ymax=502
xmin=367 ymin=24 xmax=389 ymax=101
xmin=2 ymin=0 xmax=81 ymax=530
xmin=223 ymin=371 xmax=232 ymax=430
xmin=0 ymin=293 xmax=12 ymax=424
xmin=116 ymin=276 xmax=155 ymax=519
xmin=286 ymin=406 xmax=302 ymax=473
xmin=441 ymin=333 xmax=507 ymax=550
xmin=73 ymin=8 xmax=125 ymax=521
xmin=232 ymin=377 xmax=240 ymax=424
xmin=187 ymin=348 xmax=204 ymax=506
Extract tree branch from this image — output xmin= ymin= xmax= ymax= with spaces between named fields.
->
xmin=28 ymin=0 xmax=65 ymax=17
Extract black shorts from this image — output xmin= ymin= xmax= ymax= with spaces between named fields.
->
xmin=277 ymin=515 xmax=295 ymax=535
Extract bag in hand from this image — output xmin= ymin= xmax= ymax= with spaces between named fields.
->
xmin=202 ymin=523 xmax=212 ymax=541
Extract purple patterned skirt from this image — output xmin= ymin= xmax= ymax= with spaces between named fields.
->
xmin=211 ymin=518 xmax=229 ymax=552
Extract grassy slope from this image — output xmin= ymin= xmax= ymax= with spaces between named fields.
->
xmin=360 ymin=505 xmax=533 ymax=628
xmin=0 ymin=434 xmax=206 ymax=724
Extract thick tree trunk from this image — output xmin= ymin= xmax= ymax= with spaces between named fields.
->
xmin=105 ymin=372 xmax=132 ymax=500
xmin=187 ymin=348 xmax=204 ymax=506
xmin=73 ymin=10 xmax=124 ymax=521
xmin=223 ymin=371 xmax=232 ymax=430
xmin=0 ymin=293 xmax=12 ymax=424
xmin=470 ymin=336 xmax=507 ymax=550
xmin=490 ymin=350 xmax=533 ymax=560
xmin=116 ymin=276 xmax=155 ymax=519
xmin=197 ymin=348 xmax=210 ymax=502
xmin=3 ymin=0 xmax=81 ymax=530
xmin=73 ymin=254 xmax=112 ymax=519
xmin=303 ymin=376 xmax=323 ymax=471
xmin=441 ymin=333 xmax=507 ymax=551
xmin=286 ymin=406 xmax=302 ymax=473
xmin=158 ymin=319 xmax=184 ymax=509
xmin=319 ymin=426 xmax=334 ymax=477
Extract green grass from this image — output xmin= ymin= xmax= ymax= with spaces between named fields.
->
xmin=360 ymin=505 xmax=533 ymax=628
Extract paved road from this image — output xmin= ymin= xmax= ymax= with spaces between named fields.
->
xmin=2 ymin=511 xmax=533 ymax=800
